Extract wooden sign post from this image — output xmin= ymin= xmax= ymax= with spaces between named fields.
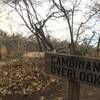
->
xmin=68 ymin=80 xmax=80 ymax=100
xmin=45 ymin=52 xmax=100 ymax=100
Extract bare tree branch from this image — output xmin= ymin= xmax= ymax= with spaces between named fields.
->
xmin=2 ymin=0 xmax=55 ymax=51
xmin=83 ymin=33 xmax=95 ymax=55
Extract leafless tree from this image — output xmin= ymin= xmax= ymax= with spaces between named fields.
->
xmin=50 ymin=0 xmax=99 ymax=55
xmin=2 ymin=0 xmax=57 ymax=51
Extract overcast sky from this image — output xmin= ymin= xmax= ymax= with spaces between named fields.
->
xmin=0 ymin=0 xmax=99 ymax=41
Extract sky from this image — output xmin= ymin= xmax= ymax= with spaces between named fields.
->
xmin=0 ymin=0 xmax=99 ymax=41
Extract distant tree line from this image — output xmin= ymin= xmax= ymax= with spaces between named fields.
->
xmin=0 ymin=29 xmax=99 ymax=58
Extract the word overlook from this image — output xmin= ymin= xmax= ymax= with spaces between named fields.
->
xmin=45 ymin=52 xmax=100 ymax=87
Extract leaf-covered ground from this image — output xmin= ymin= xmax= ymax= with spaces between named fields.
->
xmin=0 ymin=58 xmax=68 ymax=100
xmin=0 ymin=58 xmax=100 ymax=100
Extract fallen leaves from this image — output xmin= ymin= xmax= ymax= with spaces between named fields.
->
xmin=0 ymin=58 xmax=66 ymax=100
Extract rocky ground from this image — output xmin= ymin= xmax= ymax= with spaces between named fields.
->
xmin=0 ymin=58 xmax=100 ymax=100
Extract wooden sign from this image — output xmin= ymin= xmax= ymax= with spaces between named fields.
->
xmin=45 ymin=52 xmax=100 ymax=87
